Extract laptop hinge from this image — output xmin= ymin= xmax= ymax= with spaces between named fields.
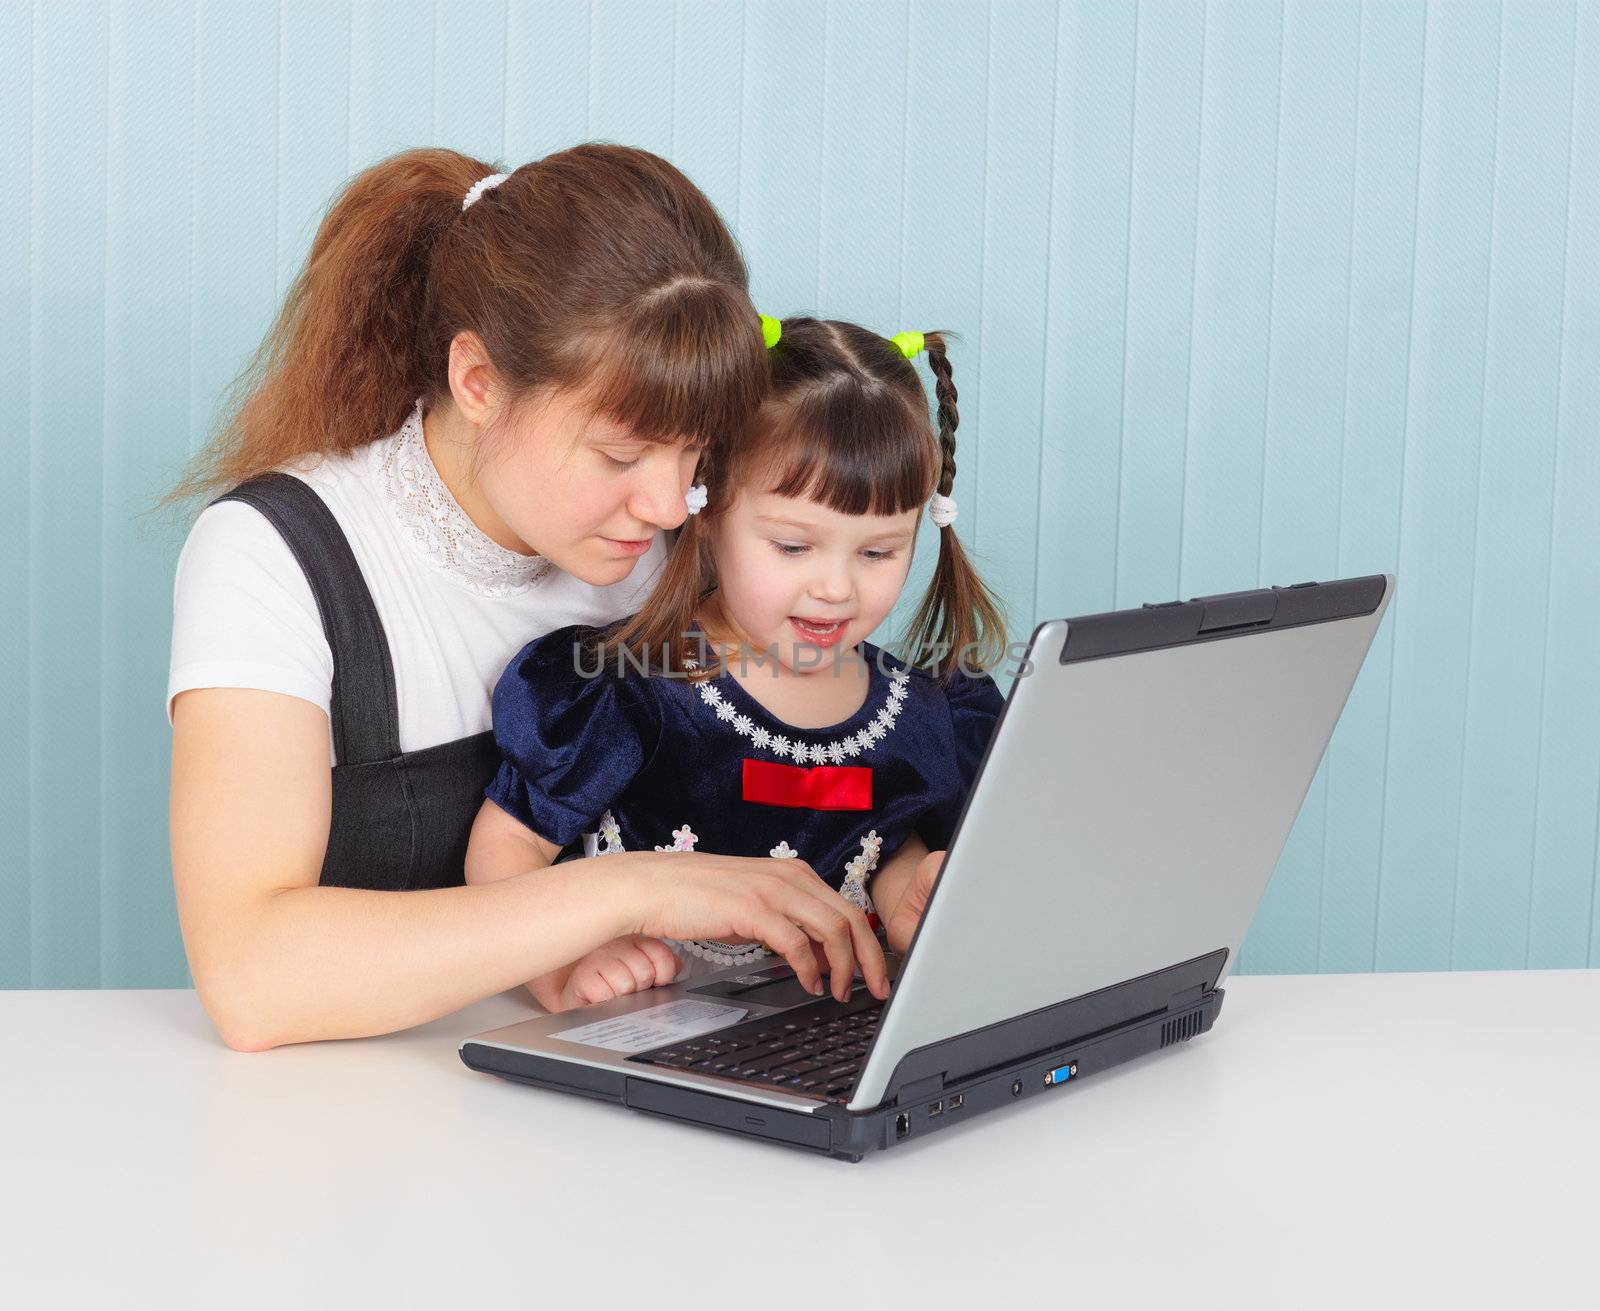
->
xmin=1166 ymin=983 xmax=1205 ymax=1011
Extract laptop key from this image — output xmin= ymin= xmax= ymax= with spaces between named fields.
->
xmin=734 ymin=1051 xmax=802 ymax=1078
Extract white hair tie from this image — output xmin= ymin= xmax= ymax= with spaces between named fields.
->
xmin=685 ymin=484 xmax=709 ymax=515
xmin=928 ymin=492 xmax=957 ymax=528
xmin=462 ymin=172 xmax=509 ymax=210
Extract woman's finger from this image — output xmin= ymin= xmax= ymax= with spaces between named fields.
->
xmin=737 ymin=909 xmax=824 ymax=996
xmin=767 ymin=885 xmax=861 ymax=1002
xmin=840 ymin=901 xmax=889 ymax=999
xmin=763 ymin=867 xmax=889 ymax=1000
xmin=783 ymin=877 xmax=889 ymax=1001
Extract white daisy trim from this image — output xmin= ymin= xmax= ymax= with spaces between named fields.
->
xmin=693 ymin=666 xmax=911 ymax=763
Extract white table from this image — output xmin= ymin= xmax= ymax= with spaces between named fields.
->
xmin=2 ymin=971 xmax=1595 ymax=1309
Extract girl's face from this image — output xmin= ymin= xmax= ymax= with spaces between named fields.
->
xmin=707 ymin=485 xmax=920 ymax=675
xmin=475 ymin=387 xmax=703 ymax=587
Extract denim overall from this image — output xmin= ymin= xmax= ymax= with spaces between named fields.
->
xmin=216 ymin=473 xmax=498 ymax=889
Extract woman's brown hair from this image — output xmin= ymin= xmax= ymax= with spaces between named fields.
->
xmin=170 ymin=144 xmax=765 ymax=502
xmin=604 ymin=317 xmax=1007 ymax=684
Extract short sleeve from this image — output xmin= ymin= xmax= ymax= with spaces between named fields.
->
xmin=484 ymin=628 xmax=661 ymax=848
xmin=167 ymin=501 xmax=333 ymax=722
xmin=916 ymin=670 xmax=1005 ymax=852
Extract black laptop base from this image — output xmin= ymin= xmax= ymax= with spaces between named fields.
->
xmin=459 ymin=954 xmax=1227 ymax=1162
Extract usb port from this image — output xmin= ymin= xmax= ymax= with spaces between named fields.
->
xmin=949 ymin=1093 xmax=964 ymax=1110
xmin=1045 ymin=1062 xmax=1078 ymax=1086
xmin=895 ymin=1112 xmax=910 ymax=1139
xmin=927 ymin=1100 xmax=943 ymax=1117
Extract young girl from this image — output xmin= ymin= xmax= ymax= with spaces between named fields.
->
xmin=466 ymin=317 xmax=1008 ymax=1013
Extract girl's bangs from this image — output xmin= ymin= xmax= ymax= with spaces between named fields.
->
xmin=749 ymin=384 xmax=939 ymax=518
xmin=571 ymin=281 xmax=768 ymax=447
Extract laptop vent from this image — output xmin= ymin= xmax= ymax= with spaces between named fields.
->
xmin=1160 ymin=1010 xmax=1204 ymax=1048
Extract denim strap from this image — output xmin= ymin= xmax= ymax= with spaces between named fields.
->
xmin=214 ymin=473 xmax=401 ymax=766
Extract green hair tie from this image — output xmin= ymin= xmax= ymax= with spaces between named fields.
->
xmin=760 ymin=314 xmax=782 ymax=349
xmin=890 ymin=330 xmax=925 ymax=359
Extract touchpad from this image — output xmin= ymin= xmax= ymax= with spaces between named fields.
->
xmin=690 ymin=962 xmax=799 ymax=1001
xmin=690 ymin=959 xmax=894 ymax=1010
xmin=728 ymin=974 xmax=829 ymax=1009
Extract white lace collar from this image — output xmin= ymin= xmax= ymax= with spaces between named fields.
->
xmin=376 ymin=399 xmax=554 ymax=597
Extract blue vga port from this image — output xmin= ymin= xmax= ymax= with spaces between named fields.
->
xmin=1044 ymin=1061 xmax=1078 ymax=1087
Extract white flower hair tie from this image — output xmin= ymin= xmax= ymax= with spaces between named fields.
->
xmin=462 ymin=172 xmax=509 ymax=210
xmin=928 ymin=492 xmax=958 ymax=528
xmin=685 ymin=483 xmax=709 ymax=515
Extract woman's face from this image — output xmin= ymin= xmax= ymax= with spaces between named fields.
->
xmin=706 ymin=484 xmax=919 ymax=675
xmin=476 ymin=388 xmax=703 ymax=588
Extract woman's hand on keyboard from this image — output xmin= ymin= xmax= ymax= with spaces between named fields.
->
xmin=623 ymin=852 xmax=890 ymax=1004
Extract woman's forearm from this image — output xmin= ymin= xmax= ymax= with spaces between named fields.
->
xmin=202 ymin=856 xmax=655 ymax=1050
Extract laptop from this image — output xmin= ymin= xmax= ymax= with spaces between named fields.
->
xmin=460 ymin=573 xmax=1396 ymax=1161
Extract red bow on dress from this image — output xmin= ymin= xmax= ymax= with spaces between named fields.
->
xmin=741 ymin=758 xmax=872 ymax=810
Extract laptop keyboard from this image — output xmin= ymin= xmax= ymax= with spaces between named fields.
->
xmin=629 ymin=989 xmax=883 ymax=1101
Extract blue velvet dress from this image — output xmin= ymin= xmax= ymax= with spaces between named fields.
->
xmin=485 ymin=622 xmax=1004 ymax=968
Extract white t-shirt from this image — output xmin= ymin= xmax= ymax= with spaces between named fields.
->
xmin=167 ymin=403 xmax=668 ymax=761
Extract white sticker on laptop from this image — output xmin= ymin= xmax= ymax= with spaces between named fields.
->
xmin=550 ymin=999 xmax=747 ymax=1054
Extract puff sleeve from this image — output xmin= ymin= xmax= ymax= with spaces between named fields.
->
xmin=483 ymin=626 xmax=661 ymax=849
xmin=916 ymin=669 xmax=1005 ymax=852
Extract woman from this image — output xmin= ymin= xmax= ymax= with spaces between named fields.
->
xmin=168 ymin=146 xmax=889 ymax=1051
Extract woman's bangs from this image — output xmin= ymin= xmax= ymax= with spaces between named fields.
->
xmin=575 ymin=282 xmax=767 ymax=447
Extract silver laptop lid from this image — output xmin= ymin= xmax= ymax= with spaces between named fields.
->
xmin=849 ymin=575 xmax=1395 ymax=1109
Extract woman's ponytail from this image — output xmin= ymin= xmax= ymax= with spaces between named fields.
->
xmin=902 ymin=332 xmax=1008 ymax=683
xmin=173 ymin=149 xmax=492 ymax=501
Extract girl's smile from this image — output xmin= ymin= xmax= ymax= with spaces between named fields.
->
xmin=789 ymin=616 xmax=851 ymax=646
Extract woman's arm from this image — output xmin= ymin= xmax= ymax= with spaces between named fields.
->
xmin=172 ymin=688 xmax=644 ymax=1049
xmin=463 ymin=799 xmax=586 ymax=1011
xmin=171 ymin=688 xmax=885 ymax=1050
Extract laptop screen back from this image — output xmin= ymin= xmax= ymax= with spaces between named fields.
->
xmin=849 ymin=576 xmax=1395 ymax=1109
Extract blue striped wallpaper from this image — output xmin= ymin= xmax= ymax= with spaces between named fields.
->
xmin=2 ymin=0 xmax=1596 ymax=987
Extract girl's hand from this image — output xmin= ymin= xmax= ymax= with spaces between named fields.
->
xmin=557 ymin=934 xmax=681 ymax=1011
xmin=625 ymin=853 xmax=890 ymax=1004
xmin=883 ymin=849 xmax=946 ymax=955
